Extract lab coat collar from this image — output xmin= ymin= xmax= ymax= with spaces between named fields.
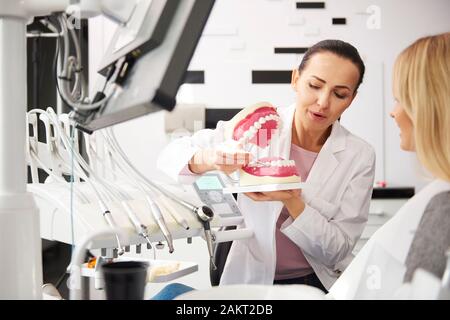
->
xmin=305 ymin=132 xmax=339 ymax=198
xmin=329 ymin=120 xmax=347 ymax=153
xmin=278 ymin=104 xmax=347 ymax=197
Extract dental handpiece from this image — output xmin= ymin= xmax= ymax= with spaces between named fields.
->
xmin=122 ymin=201 xmax=152 ymax=249
xmin=100 ymin=205 xmax=125 ymax=256
xmin=146 ymin=196 xmax=174 ymax=253
xmin=194 ymin=206 xmax=217 ymax=271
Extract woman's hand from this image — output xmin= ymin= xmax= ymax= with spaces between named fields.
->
xmin=244 ymin=189 xmax=306 ymax=218
xmin=244 ymin=189 xmax=299 ymax=202
xmin=189 ymin=148 xmax=252 ymax=175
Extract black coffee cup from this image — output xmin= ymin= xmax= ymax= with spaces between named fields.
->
xmin=102 ymin=261 xmax=148 ymax=300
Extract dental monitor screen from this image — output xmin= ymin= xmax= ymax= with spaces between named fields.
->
xmin=74 ymin=0 xmax=215 ymax=133
xmin=195 ymin=175 xmax=224 ymax=190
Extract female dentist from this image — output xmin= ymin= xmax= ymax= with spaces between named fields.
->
xmin=157 ymin=40 xmax=376 ymax=292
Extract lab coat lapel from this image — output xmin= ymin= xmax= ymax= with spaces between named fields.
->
xmin=304 ymin=122 xmax=345 ymax=198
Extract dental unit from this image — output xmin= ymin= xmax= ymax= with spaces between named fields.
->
xmin=26 ymin=108 xmax=251 ymax=296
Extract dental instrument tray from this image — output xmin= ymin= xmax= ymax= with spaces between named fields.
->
xmin=81 ymin=257 xmax=198 ymax=283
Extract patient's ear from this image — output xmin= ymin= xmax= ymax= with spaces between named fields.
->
xmin=291 ymin=69 xmax=299 ymax=90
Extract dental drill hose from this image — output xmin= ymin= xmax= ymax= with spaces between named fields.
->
xmin=107 ymin=129 xmax=208 ymax=218
xmin=106 ymin=129 xmax=214 ymax=259
xmin=101 ymin=130 xmax=174 ymax=252
xmin=157 ymin=186 xmax=207 ymax=217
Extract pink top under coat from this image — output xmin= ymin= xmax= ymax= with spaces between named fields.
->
xmin=275 ymin=143 xmax=318 ymax=280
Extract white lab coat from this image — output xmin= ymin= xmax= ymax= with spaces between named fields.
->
xmin=157 ymin=103 xmax=376 ymax=290
xmin=329 ymin=179 xmax=450 ymax=299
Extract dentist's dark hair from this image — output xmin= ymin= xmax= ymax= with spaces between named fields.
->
xmin=298 ymin=39 xmax=365 ymax=92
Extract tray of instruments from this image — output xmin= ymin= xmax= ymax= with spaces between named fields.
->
xmin=81 ymin=257 xmax=198 ymax=283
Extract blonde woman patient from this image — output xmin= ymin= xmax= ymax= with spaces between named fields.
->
xmin=329 ymin=32 xmax=450 ymax=299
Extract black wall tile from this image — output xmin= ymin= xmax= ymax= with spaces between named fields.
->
xmin=252 ymin=70 xmax=292 ymax=84
xmin=274 ymin=47 xmax=309 ymax=54
xmin=332 ymin=18 xmax=347 ymax=25
xmin=296 ymin=2 xmax=325 ymax=9
xmin=205 ymin=108 xmax=242 ymax=128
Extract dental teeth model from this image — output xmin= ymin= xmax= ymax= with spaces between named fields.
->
xmin=224 ymin=102 xmax=301 ymax=186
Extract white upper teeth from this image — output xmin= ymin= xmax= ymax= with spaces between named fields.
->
xmin=237 ymin=114 xmax=280 ymax=144
xmin=248 ymin=159 xmax=295 ymax=167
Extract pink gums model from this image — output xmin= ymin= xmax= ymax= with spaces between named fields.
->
xmin=229 ymin=103 xmax=300 ymax=186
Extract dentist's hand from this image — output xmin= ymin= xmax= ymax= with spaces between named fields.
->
xmin=189 ymin=148 xmax=252 ymax=175
xmin=245 ymin=189 xmax=305 ymax=218
xmin=244 ymin=189 xmax=299 ymax=202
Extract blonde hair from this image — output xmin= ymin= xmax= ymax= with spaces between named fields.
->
xmin=394 ymin=33 xmax=450 ymax=182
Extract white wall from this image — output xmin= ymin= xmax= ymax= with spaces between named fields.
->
xmin=90 ymin=0 xmax=449 ymax=191
xmin=181 ymin=0 xmax=450 ymax=190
